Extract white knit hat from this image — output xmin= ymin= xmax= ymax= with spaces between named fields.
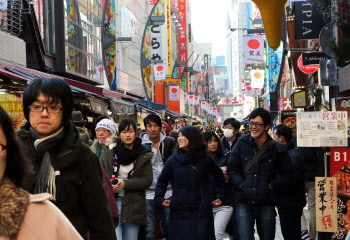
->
xmin=96 ymin=119 xmax=117 ymax=135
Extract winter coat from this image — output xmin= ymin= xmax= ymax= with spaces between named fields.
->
xmin=0 ymin=178 xmax=82 ymax=240
xmin=117 ymin=144 xmax=154 ymax=226
xmin=208 ymin=152 xmax=235 ymax=206
xmin=227 ymin=133 xmax=293 ymax=205
xmin=17 ymin=122 xmax=117 ymax=240
xmin=155 ymin=151 xmax=226 ymax=240
xmin=90 ymin=136 xmax=117 ymax=177
xmin=140 ymin=131 xmax=175 ymax=194
xmin=220 ymin=134 xmax=240 ymax=152
xmin=276 ymin=142 xmax=306 ymax=209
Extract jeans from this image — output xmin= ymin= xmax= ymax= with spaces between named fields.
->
xmin=278 ymin=207 xmax=303 ymax=240
xmin=236 ymin=203 xmax=276 ymax=240
xmin=305 ymin=182 xmax=316 ymax=239
xmin=145 ymin=199 xmax=170 ymax=240
xmin=116 ymin=198 xmax=140 ymax=240
xmin=213 ymin=206 xmax=233 ymax=240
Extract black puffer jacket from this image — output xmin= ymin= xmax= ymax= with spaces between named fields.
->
xmin=227 ymin=133 xmax=293 ymax=205
xmin=276 ymin=142 xmax=306 ymax=209
xmin=208 ymin=152 xmax=234 ymax=206
xmin=220 ymin=134 xmax=240 ymax=153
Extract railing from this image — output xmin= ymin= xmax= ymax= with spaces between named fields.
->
xmin=0 ymin=0 xmax=23 ymax=36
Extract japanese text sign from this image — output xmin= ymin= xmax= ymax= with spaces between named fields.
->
xmin=331 ymin=148 xmax=350 ymax=177
xmin=296 ymin=112 xmax=348 ymax=147
xmin=243 ymin=36 xmax=264 ymax=64
xmin=169 ymin=86 xmax=179 ymax=101
xmin=316 ymin=177 xmax=337 ymax=232
xmin=279 ymin=98 xmax=294 ymax=111
xmin=153 ymin=64 xmax=166 ymax=81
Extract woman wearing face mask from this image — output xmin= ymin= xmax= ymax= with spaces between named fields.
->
xmin=0 ymin=107 xmax=82 ymax=240
xmin=155 ymin=126 xmax=225 ymax=240
xmin=112 ymin=119 xmax=153 ymax=240
xmin=203 ymin=131 xmax=234 ymax=240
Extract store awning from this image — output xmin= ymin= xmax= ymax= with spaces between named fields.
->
xmin=110 ymin=98 xmax=135 ymax=115
xmin=165 ymin=109 xmax=179 ymax=118
xmin=137 ymin=99 xmax=166 ymax=111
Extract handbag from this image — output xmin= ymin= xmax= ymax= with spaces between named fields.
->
xmin=243 ymin=139 xmax=274 ymax=175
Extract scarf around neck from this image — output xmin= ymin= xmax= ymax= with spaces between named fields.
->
xmin=31 ymin=126 xmax=66 ymax=202
xmin=114 ymin=137 xmax=143 ymax=166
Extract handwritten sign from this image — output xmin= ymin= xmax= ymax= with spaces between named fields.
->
xmin=316 ymin=177 xmax=338 ymax=232
xmin=296 ymin=112 xmax=348 ymax=147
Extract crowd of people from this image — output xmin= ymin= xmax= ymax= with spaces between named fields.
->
xmin=0 ymin=77 xmax=320 ymax=240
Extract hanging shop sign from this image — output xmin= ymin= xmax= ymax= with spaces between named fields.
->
xmin=279 ymin=98 xmax=294 ymax=111
xmin=335 ymin=97 xmax=350 ymax=137
xmin=296 ymin=111 xmax=348 ymax=147
xmin=169 ymin=86 xmax=180 ymax=101
xmin=281 ymin=110 xmax=297 ymax=134
xmin=315 ymin=177 xmax=338 ymax=232
xmin=267 ymin=42 xmax=283 ymax=92
xmin=302 ymin=52 xmax=332 ymax=65
xmin=295 ymin=0 xmax=328 ymax=40
xmin=178 ymin=0 xmax=187 ymax=89
xmin=251 ymin=70 xmax=265 ymax=89
xmin=298 ymin=55 xmax=319 ymax=74
xmin=153 ymin=64 xmax=166 ymax=81
xmin=243 ymin=36 xmax=265 ymax=65
xmin=245 ymin=86 xmax=262 ymax=97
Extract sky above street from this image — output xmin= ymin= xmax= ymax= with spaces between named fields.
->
xmin=191 ymin=0 xmax=228 ymax=57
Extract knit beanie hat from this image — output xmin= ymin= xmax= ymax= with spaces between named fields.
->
xmin=96 ymin=119 xmax=117 ymax=135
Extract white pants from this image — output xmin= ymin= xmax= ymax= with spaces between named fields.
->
xmin=213 ymin=206 xmax=233 ymax=240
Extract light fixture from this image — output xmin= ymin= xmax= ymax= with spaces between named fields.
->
xmin=175 ymin=60 xmax=186 ymax=67
xmin=171 ymin=14 xmax=176 ymax=19
xmin=178 ymin=27 xmax=183 ymax=30
xmin=177 ymin=16 xmax=183 ymax=21
xmin=252 ymin=18 xmax=264 ymax=28
xmin=149 ymin=16 xmax=166 ymax=26
xmin=171 ymin=3 xmax=177 ymax=8
xmin=116 ymin=37 xmax=132 ymax=41
xmin=173 ymin=18 xmax=178 ymax=23
xmin=176 ymin=23 xmax=181 ymax=27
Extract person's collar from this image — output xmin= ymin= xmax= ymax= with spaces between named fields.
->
xmin=32 ymin=127 xmax=65 ymax=149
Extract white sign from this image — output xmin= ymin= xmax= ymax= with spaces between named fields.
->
xmin=188 ymin=95 xmax=195 ymax=104
xmin=121 ymin=7 xmax=138 ymax=38
xmin=201 ymin=101 xmax=206 ymax=111
xmin=184 ymin=93 xmax=188 ymax=104
xmin=0 ymin=0 xmax=8 ymax=11
xmin=169 ymin=86 xmax=179 ymax=101
xmin=194 ymin=96 xmax=199 ymax=105
xmin=296 ymin=112 xmax=348 ymax=147
xmin=243 ymin=36 xmax=265 ymax=64
xmin=153 ymin=64 xmax=166 ymax=81
xmin=251 ymin=70 xmax=265 ymax=88
xmin=245 ymin=86 xmax=262 ymax=97
xmin=208 ymin=107 xmax=213 ymax=115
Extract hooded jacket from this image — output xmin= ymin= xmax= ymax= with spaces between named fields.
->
xmin=17 ymin=122 xmax=117 ymax=240
xmin=155 ymin=151 xmax=225 ymax=240
xmin=227 ymin=133 xmax=293 ymax=205
xmin=140 ymin=131 xmax=175 ymax=197
xmin=0 ymin=178 xmax=82 ymax=240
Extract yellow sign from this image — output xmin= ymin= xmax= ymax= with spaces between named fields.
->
xmin=0 ymin=94 xmax=26 ymax=130
xmin=292 ymin=90 xmax=306 ymax=108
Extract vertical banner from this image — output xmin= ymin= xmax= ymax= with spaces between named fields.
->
xmin=169 ymin=86 xmax=180 ymax=101
xmin=315 ymin=177 xmax=337 ymax=232
xmin=184 ymin=92 xmax=188 ymax=104
xmin=178 ymin=0 xmax=187 ymax=90
xmin=167 ymin=0 xmax=172 ymax=75
xmin=267 ymin=42 xmax=283 ymax=92
xmin=243 ymin=36 xmax=264 ymax=64
xmin=153 ymin=64 xmax=166 ymax=80
xmin=251 ymin=70 xmax=265 ymax=88
xmin=278 ymin=98 xmax=294 ymax=111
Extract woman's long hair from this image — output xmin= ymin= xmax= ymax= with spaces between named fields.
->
xmin=176 ymin=126 xmax=207 ymax=160
xmin=202 ymin=130 xmax=223 ymax=157
xmin=0 ymin=106 xmax=26 ymax=186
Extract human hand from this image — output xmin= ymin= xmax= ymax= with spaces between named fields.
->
xmin=162 ymin=200 xmax=170 ymax=208
xmin=212 ymin=199 xmax=222 ymax=206
xmin=113 ymin=180 xmax=125 ymax=192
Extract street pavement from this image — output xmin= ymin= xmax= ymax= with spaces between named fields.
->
xmin=223 ymin=205 xmax=312 ymax=240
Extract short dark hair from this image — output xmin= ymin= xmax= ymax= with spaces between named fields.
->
xmin=169 ymin=130 xmax=179 ymax=142
xmin=202 ymin=131 xmax=223 ymax=156
xmin=23 ymin=78 xmax=74 ymax=124
xmin=176 ymin=126 xmax=207 ymax=159
xmin=275 ymin=124 xmax=293 ymax=143
xmin=143 ymin=114 xmax=162 ymax=128
xmin=249 ymin=108 xmax=271 ymax=130
xmin=0 ymin=106 xmax=26 ymax=187
xmin=118 ymin=118 xmax=136 ymax=133
xmin=223 ymin=118 xmax=241 ymax=131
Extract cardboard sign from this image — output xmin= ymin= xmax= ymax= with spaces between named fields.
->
xmin=316 ymin=177 xmax=338 ymax=232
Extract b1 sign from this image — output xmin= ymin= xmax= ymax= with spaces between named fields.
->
xmin=331 ymin=148 xmax=350 ymax=176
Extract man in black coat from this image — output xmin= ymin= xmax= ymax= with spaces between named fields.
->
xmin=273 ymin=124 xmax=306 ymax=240
xmin=227 ymin=108 xmax=293 ymax=240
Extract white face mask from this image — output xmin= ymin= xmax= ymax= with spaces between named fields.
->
xmin=223 ymin=129 xmax=235 ymax=139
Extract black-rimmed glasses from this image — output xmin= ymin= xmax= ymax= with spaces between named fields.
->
xmin=249 ymin=122 xmax=265 ymax=127
xmin=0 ymin=144 xmax=7 ymax=153
xmin=29 ymin=105 xmax=63 ymax=113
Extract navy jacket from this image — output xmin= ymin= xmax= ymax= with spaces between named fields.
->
xmin=276 ymin=142 xmax=306 ymax=209
xmin=208 ymin=152 xmax=235 ymax=206
xmin=227 ymin=133 xmax=293 ymax=205
xmin=155 ymin=151 xmax=225 ymax=240
xmin=220 ymin=134 xmax=240 ymax=153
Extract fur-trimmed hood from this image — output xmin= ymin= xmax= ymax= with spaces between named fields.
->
xmin=0 ymin=178 xmax=30 ymax=237
xmin=91 ymin=135 xmax=118 ymax=153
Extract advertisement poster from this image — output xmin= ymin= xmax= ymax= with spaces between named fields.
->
xmin=243 ymin=36 xmax=265 ymax=64
xmin=0 ymin=94 xmax=26 ymax=131
xmin=335 ymin=97 xmax=350 ymax=137
xmin=315 ymin=177 xmax=338 ymax=232
xmin=296 ymin=112 xmax=348 ymax=147
xmin=331 ymin=148 xmax=350 ymax=239
xmin=281 ymin=110 xmax=297 ymax=134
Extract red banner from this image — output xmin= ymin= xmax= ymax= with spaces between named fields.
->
xmin=178 ymin=0 xmax=187 ymax=91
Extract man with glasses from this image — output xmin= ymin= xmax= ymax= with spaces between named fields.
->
xmin=227 ymin=108 xmax=293 ymax=240
xmin=17 ymin=78 xmax=117 ymax=240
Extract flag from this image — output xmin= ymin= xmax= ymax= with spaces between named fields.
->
xmin=251 ymin=70 xmax=265 ymax=88
xmin=169 ymin=86 xmax=179 ymax=101
xmin=243 ymin=36 xmax=265 ymax=64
